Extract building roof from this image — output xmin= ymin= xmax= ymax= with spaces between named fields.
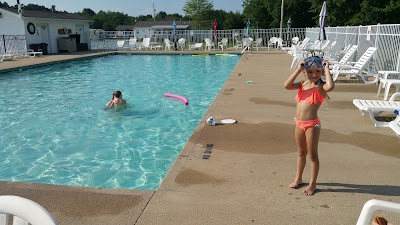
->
xmin=115 ymin=25 xmax=135 ymax=31
xmin=134 ymin=20 xmax=192 ymax=29
xmin=2 ymin=8 xmax=92 ymax=21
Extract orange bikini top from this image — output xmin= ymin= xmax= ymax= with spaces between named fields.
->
xmin=295 ymin=80 xmax=325 ymax=104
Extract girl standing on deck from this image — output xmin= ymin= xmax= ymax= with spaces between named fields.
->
xmin=283 ymin=56 xmax=334 ymax=195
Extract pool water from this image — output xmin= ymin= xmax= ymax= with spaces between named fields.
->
xmin=0 ymin=54 xmax=240 ymax=190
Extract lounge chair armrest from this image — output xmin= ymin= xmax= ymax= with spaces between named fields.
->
xmin=332 ymin=64 xmax=353 ymax=70
xmin=389 ymin=92 xmax=400 ymax=101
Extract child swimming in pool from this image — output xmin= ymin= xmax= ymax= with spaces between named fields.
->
xmin=283 ymin=56 xmax=334 ymax=196
xmin=105 ymin=90 xmax=126 ymax=109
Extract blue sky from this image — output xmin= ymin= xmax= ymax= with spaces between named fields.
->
xmin=5 ymin=0 xmax=243 ymax=16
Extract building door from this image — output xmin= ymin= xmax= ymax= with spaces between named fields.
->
xmin=38 ymin=23 xmax=51 ymax=53
xmin=75 ymin=25 xmax=85 ymax=43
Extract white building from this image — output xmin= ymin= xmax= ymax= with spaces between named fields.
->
xmin=132 ymin=21 xmax=192 ymax=39
xmin=0 ymin=5 xmax=92 ymax=54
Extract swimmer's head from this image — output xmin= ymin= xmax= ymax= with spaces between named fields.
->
xmin=113 ymin=90 xmax=122 ymax=98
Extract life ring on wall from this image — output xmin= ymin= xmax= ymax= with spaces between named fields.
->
xmin=27 ymin=22 xmax=36 ymax=35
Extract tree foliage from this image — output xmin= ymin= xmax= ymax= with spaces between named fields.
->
xmin=183 ymin=0 xmax=213 ymax=29
xmin=243 ymin=0 xmax=400 ymax=29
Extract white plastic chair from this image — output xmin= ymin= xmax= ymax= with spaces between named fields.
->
xmin=389 ymin=112 xmax=400 ymax=137
xmin=177 ymin=38 xmax=186 ymax=51
xmin=204 ymin=38 xmax=215 ymax=51
xmin=267 ymin=37 xmax=277 ymax=49
xmin=164 ymin=38 xmax=174 ymax=51
xmin=218 ymin=38 xmax=228 ymax=51
xmin=254 ymin=38 xmax=262 ymax=51
xmin=0 ymin=195 xmax=58 ymax=225
xmin=291 ymin=37 xmax=299 ymax=45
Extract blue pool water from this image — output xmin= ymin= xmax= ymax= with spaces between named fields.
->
xmin=0 ymin=54 xmax=240 ymax=190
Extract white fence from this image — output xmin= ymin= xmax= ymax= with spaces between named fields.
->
xmin=0 ymin=35 xmax=28 ymax=56
xmin=90 ymin=24 xmax=400 ymax=73
xmin=90 ymin=28 xmax=306 ymax=51
xmin=306 ymin=24 xmax=400 ymax=72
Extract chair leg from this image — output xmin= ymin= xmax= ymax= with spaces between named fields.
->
xmin=384 ymin=82 xmax=392 ymax=100
xmin=377 ymin=81 xmax=383 ymax=97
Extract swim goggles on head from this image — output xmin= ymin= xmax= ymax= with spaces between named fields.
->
xmin=303 ymin=57 xmax=324 ymax=68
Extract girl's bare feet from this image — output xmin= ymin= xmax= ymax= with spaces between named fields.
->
xmin=303 ymin=184 xmax=316 ymax=196
xmin=289 ymin=179 xmax=303 ymax=188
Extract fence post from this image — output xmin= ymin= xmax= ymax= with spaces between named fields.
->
xmin=357 ymin=25 xmax=361 ymax=49
xmin=374 ymin=23 xmax=380 ymax=48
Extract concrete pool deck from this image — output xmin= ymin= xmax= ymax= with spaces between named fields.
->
xmin=1 ymin=50 xmax=400 ymax=225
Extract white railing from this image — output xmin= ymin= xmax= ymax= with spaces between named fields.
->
xmin=90 ymin=28 xmax=306 ymax=51
xmin=0 ymin=35 xmax=27 ymax=56
xmin=306 ymin=24 xmax=400 ymax=73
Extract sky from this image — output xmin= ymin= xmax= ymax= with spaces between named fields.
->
xmin=4 ymin=0 xmax=244 ymax=16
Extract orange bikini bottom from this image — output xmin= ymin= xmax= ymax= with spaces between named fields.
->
xmin=295 ymin=118 xmax=321 ymax=132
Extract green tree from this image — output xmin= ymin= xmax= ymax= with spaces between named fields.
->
xmin=223 ymin=11 xmax=245 ymax=29
xmin=77 ymin=8 xmax=96 ymax=18
xmin=243 ymin=0 xmax=272 ymax=28
xmin=183 ymin=0 xmax=213 ymax=29
xmin=155 ymin=11 xmax=168 ymax=20
xmin=21 ymin=3 xmax=51 ymax=11
xmin=0 ymin=1 xmax=10 ymax=8
xmin=203 ymin=9 xmax=226 ymax=29
xmin=93 ymin=10 xmax=130 ymax=30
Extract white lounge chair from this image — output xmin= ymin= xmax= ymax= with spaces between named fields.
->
xmin=128 ymin=37 xmax=137 ymax=50
xmin=331 ymin=47 xmax=377 ymax=83
xmin=189 ymin=43 xmax=203 ymax=50
xmin=27 ymin=49 xmax=43 ymax=57
xmin=0 ymin=52 xmax=14 ymax=61
xmin=116 ymin=40 xmax=128 ymax=50
xmin=140 ymin=38 xmax=151 ymax=50
xmin=164 ymin=38 xmax=174 ymax=51
xmin=218 ymin=38 xmax=228 ymax=51
xmin=389 ymin=114 xmax=400 ymax=137
xmin=297 ymin=37 xmax=310 ymax=50
xmin=352 ymin=92 xmax=400 ymax=127
xmin=329 ymin=45 xmax=358 ymax=66
xmin=0 ymin=195 xmax=58 ymax=225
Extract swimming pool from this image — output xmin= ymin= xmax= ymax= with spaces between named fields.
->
xmin=0 ymin=54 xmax=240 ymax=190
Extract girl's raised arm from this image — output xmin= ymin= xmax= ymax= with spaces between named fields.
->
xmin=322 ymin=60 xmax=335 ymax=92
xmin=284 ymin=60 xmax=304 ymax=90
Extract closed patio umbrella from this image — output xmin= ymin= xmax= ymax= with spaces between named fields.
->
xmin=318 ymin=1 xmax=328 ymax=43
xmin=173 ymin=20 xmax=177 ymax=50
xmin=213 ymin=19 xmax=217 ymax=41
xmin=173 ymin=20 xmax=176 ymax=36
xmin=246 ymin=19 xmax=251 ymax=36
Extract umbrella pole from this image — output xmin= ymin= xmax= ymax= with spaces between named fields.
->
xmin=3 ymin=35 xmax=6 ymax=53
